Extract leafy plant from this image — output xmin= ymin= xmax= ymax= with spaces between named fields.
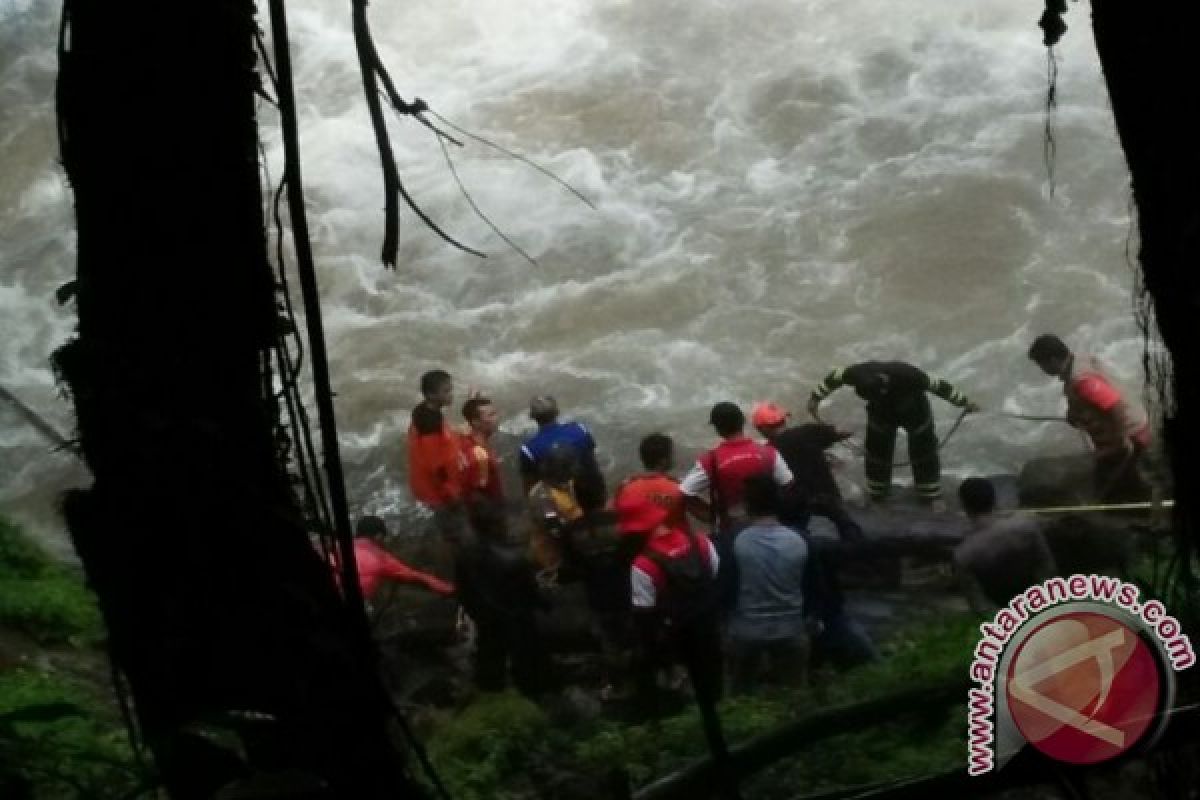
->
xmin=0 ymin=516 xmax=102 ymax=645
xmin=0 ymin=668 xmax=149 ymax=798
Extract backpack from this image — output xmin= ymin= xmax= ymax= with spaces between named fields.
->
xmin=643 ymin=536 xmax=719 ymax=627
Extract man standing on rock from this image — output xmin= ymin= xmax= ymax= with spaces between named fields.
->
xmin=1027 ymin=334 xmax=1153 ymax=503
xmin=806 ymin=361 xmax=980 ymax=509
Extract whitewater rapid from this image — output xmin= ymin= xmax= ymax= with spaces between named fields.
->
xmin=0 ymin=0 xmax=1152 ymax=554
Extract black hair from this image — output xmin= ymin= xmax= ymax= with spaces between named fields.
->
xmin=420 ymin=369 xmax=452 ymax=398
xmin=531 ymin=409 xmax=559 ymax=425
xmin=638 ymin=433 xmax=673 ymax=470
xmin=743 ymin=473 xmax=780 ymax=517
xmin=462 ymin=394 xmax=493 ymax=423
xmin=709 ymin=402 xmax=745 ymax=437
xmin=1028 ymin=334 xmax=1069 ymax=363
xmin=355 ymin=515 xmax=388 ymax=539
xmin=958 ymin=477 xmax=997 ymax=516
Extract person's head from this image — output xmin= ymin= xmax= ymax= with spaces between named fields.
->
xmin=529 ymin=395 xmax=560 ymax=426
xmin=958 ymin=477 xmax=997 ymax=519
xmin=1028 ymin=334 xmax=1071 ymax=378
xmin=708 ymin=401 xmax=746 ymax=438
xmin=467 ymin=498 xmax=509 ymax=544
xmin=743 ymin=473 xmax=780 ymax=518
xmin=614 ymin=491 xmax=670 ymax=543
xmin=355 ymin=515 xmax=388 ymax=540
xmin=420 ymin=370 xmax=454 ymax=407
xmin=751 ymin=401 xmax=790 ymax=439
xmin=638 ymin=433 xmax=674 ymax=472
xmin=463 ymin=395 xmax=499 ymax=438
xmin=540 ymin=442 xmax=578 ymax=486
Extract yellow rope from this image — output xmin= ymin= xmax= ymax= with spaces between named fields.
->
xmin=1025 ymin=499 xmax=1174 ymax=514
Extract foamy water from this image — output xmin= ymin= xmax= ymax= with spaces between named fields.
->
xmin=1 ymin=0 xmax=1153 ymax=555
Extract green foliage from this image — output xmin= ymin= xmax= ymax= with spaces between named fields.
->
xmin=0 ymin=515 xmax=146 ymax=797
xmin=0 ymin=516 xmax=102 ymax=645
xmin=427 ymin=691 xmax=553 ymax=800
xmin=438 ymin=615 xmax=984 ymax=798
xmin=0 ymin=668 xmax=148 ymax=799
xmin=0 ymin=516 xmax=55 ymax=578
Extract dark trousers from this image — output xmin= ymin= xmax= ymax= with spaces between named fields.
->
xmin=729 ymin=635 xmax=809 ymax=693
xmin=474 ymin=615 xmax=555 ymax=699
xmin=864 ymin=413 xmax=940 ymax=501
xmin=1094 ymin=443 xmax=1150 ymax=503
xmin=633 ymin=615 xmax=724 ymax=717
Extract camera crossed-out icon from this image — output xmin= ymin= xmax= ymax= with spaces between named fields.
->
xmin=1005 ymin=610 xmax=1164 ymax=765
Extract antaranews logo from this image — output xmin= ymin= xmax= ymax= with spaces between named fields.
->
xmin=967 ymin=574 xmax=1195 ymax=776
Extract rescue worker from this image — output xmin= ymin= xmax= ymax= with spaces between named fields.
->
xmin=526 ymin=443 xmax=587 ymax=583
xmin=520 ymin=395 xmax=607 ymax=512
xmin=1027 ymin=334 xmax=1152 ymax=502
xmin=407 ymin=370 xmax=468 ymax=564
xmin=682 ymin=402 xmax=793 ymax=609
xmin=616 ymin=491 xmax=722 ymax=717
xmin=341 ymin=516 xmax=455 ymax=605
xmin=612 ymin=433 xmax=689 ymax=532
xmin=806 ymin=362 xmax=980 ymax=507
xmin=680 ymin=402 xmax=794 ymax=535
xmin=954 ymin=478 xmax=1058 ymax=614
xmin=458 ymin=394 xmax=504 ymax=509
xmin=751 ymin=401 xmax=862 ymax=542
xmin=528 ymin=443 xmax=628 ymax=695
xmin=455 ymin=500 xmax=556 ymax=698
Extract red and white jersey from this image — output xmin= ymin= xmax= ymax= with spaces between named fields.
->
xmin=631 ymin=528 xmax=719 ymax=609
xmin=679 ymin=436 xmax=793 ymax=517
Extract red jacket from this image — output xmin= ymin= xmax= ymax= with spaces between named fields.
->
xmin=339 ymin=539 xmax=454 ymax=600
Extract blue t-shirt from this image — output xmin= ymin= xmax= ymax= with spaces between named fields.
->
xmin=729 ymin=520 xmax=809 ymax=643
xmin=519 ymin=421 xmax=598 ymax=476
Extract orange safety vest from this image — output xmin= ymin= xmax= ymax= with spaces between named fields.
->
xmin=1065 ymin=355 xmax=1150 ymax=451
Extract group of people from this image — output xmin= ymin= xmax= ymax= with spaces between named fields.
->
xmin=352 ymin=331 xmax=1154 ymax=711
xmin=394 ymin=366 xmax=885 ymax=710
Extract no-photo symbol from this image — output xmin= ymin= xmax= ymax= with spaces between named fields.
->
xmin=1006 ymin=611 xmax=1161 ymax=764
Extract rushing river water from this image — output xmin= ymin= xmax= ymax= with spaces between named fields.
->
xmin=0 ymin=0 xmax=1152 ymax=557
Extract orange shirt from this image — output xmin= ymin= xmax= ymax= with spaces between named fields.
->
xmin=457 ymin=431 xmax=503 ymax=504
xmin=613 ymin=473 xmax=689 ymax=531
xmin=407 ymin=403 xmax=463 ymax=507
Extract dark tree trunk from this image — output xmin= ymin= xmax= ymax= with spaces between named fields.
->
xmin=1090 ymin=1 xmax=1200 ymax=606
xmin=55 ymin=2 xmax=419 ymax=796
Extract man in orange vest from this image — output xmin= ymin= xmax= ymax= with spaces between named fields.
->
xmin=1028 ymin=334 xmax=1152 ymax=502
xmin=458 ymin=394 xmax=504 ymax=509
xmin=407 ymin=369 xmax=464 ymax=516
xmin=613 ymin=433 xmax=689 ymax=532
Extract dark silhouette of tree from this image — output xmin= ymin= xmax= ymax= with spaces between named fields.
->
xmin=54 ymin=1 xmax=422 ymax=796
xmin=1090 ymin=0 xmax=1200 ymax=616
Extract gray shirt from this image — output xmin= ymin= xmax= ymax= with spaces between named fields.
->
xmin=729 ymin=519 xmax=809 ymax=642
xmin=954 ymin=512 xmax=1058 ymax=613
